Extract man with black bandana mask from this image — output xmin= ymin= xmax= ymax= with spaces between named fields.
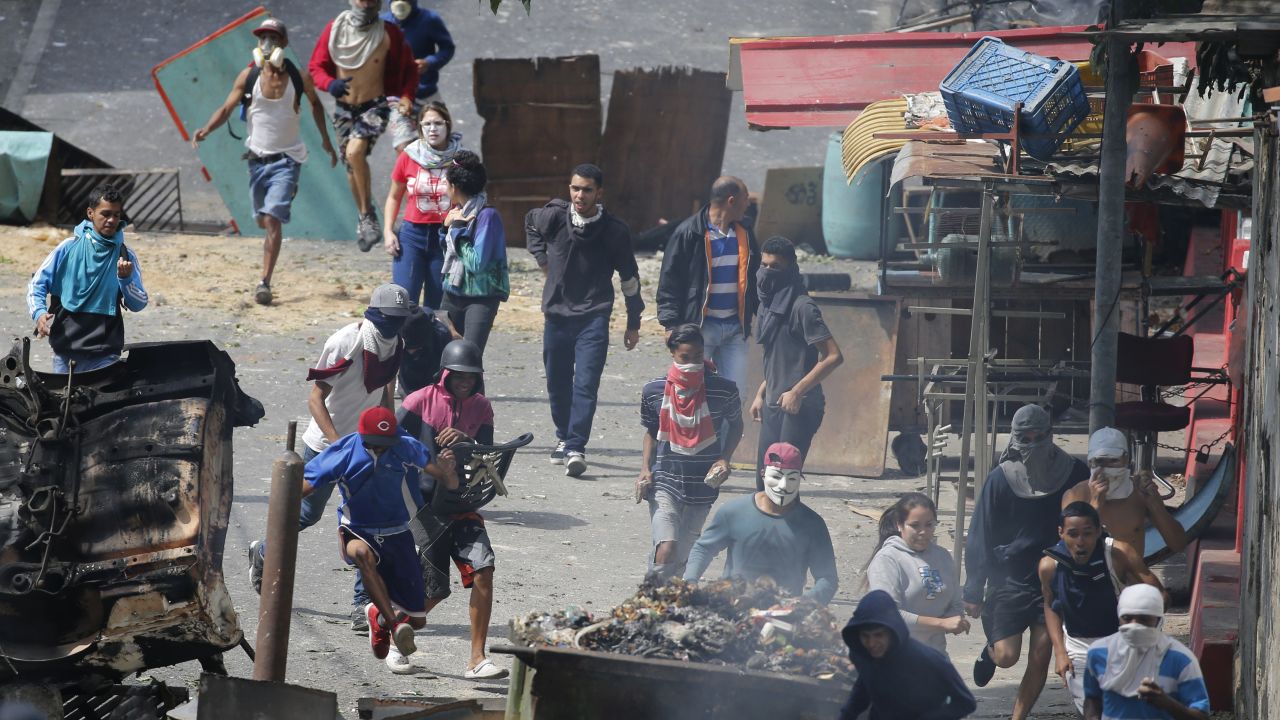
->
xmin=964 ymin=403 xmax=1090 ymax=720
xmin=248 ymin=283 xmax=412 ymax=632
xmin=748 ymin=235 xmax=842 ymax=490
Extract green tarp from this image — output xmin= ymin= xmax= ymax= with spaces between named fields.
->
xmin=152 ymin=8 xmax=357 ymax=240
xmin=0 ymin=131 xmax=53 ymax=224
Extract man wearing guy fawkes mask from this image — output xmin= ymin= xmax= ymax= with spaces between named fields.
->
xmin=192 ymin=17 xmax=337 ymax=306
xmin=247 ymin=283 xmax=412 ymax=632
xmin=1060 ymin=427 xmax=1187 ymax=558
xmin=963 ymin=404 xmax=1091 ymax=720
xmin=683 ymin=442 xmax=838 ymax=605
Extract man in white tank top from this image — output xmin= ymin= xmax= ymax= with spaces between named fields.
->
xmin=191 ymin=18 xmax=337 ymax=306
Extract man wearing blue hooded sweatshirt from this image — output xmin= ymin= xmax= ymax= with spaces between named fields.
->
xmin=382 ymin=0 xmax=456 ymax=154
xmin=840 ymin=590 xmax=976 ymax=719
xmin=28 ymin=184 xmax=148 ymax=373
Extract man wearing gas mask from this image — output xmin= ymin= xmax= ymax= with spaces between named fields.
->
xmin=1082 ymin=584 xmax=1210 ymax=720
xmin=248 ymin=284 xmax=413 ymax=632
xmin=382 ymin=0 xmax=455 ymax=154
xmin=310 ymin=0 xmax=418 ymax=250
xmin=683 ymin=442 xmax=838 ymax=605
xmin=963 ymin=404 xmax=1090 ymax=719
xmin=1061 ymin=427 xmax=1187 ymax=558
xmin=192 ymin=18 xmax=337 ymax=306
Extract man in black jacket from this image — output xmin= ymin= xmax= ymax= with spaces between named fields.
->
xmin=655 ymin=176 xmax=758 ymax=396
xmin=526 ymin=164 xmax=643 ymax=477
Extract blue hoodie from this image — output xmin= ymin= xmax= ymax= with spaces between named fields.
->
xmin=840 ymin=590 xmax=976 ymax=720
xmin=382 ymin=1 xmax=456 ymax=98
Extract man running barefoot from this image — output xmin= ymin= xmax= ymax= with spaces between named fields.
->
xmin=310 ymin=0 xmax=417 ymax=250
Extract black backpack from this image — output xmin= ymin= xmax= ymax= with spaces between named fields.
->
xmin=239 ymin=58 xmax=304 ymax=120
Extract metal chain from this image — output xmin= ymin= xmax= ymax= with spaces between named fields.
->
xmin=1153 ymin=425 xmax=1234 ymax=456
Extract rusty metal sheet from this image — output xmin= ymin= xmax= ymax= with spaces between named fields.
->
xmin=505 ymin=645 xmax=846 ymax=720
xmin=737 ymin=294 xmax=900 ymax=477
xmin=0 ymin=340 xmax=263 ymax=682
xmin=888 ymin=140 xmax=1005 ymax=189
xmin=195 ymin=675 xmax=336 ymax=720
xmin=889 ymin=299 xmax=953 ymax=432
xmin=474 ymin=55 xmax=602 ymax=247
xmin=599 ymin=67 xmax=732 ymax=231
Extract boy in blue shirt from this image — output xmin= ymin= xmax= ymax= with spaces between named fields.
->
xmin=303 ymin=406 xmax=457 ymax=671
xmin=1083 ymin=583 xmax=1209 ymax=720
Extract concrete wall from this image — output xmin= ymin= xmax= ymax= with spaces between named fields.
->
xmin=1238 ymin=105 xmax=1280 ymax=717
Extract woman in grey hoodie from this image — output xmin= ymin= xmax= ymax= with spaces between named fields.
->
xmin=864 ymin=493 xmax=969 ymax=656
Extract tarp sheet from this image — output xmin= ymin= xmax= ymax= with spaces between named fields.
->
xmin=0 ymin=130 xmax=53 ymax=223
xmin=151 ymin=7 xmax=356 ymax=240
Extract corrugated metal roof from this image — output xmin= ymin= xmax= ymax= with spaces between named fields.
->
xmin=1046 ymin=87 xmax=1254 ymax=209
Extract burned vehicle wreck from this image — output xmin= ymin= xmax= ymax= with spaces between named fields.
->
xmin=0 ymin=339 xmax=263 ymax=685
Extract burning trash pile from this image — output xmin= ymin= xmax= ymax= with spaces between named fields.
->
xmin=510 ymin=577 xmax=854 ymax=682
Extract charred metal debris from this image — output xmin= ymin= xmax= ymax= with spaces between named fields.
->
xmin=510 ymin=577 xmax=855 ymax=682
xmin=0 ymin=339 xmax=263 ymax=685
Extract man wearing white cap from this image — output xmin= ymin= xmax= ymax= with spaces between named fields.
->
xmin=1083 ymin=583 xmax=1209 ymax=720
xmin=1061 ymin=427 xmax=1187 ymax=557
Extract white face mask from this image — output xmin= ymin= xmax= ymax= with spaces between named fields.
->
xmin=253 ymin=40 xmax=285 ymax=69
xmin=390 ymin=0 xmax=412 ymax=19
xmin=1101 ymin=466 xmax=1134 ymax=499
xmin=1118 ymin=622 xmax=1162 ymax=650
xmin=672 ymin=362 xmax=702 ymax=374
xmin=762 ymin=467 xmax=801 ymax=506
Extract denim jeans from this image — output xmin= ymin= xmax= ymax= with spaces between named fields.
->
xmin=392 ymin=220 xmax=445 ymax=310
xmin=276 ymin=445 xmax=370 ymax=608
xmin=701 ymin=316 xmax=748 ymax=398
xmin=542 ymin=312 xmax=610 ymax=453
xmin=52 ymin=352 xmax=118 ymax=374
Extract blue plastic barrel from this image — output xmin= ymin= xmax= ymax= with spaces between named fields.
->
xmin=822 ymin=132 xmax=889 ymax=260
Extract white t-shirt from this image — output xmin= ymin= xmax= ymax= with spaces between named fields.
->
xmin=301 ymin=322 xmax=388 ymax=453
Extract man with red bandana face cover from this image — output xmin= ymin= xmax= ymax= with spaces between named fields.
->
xmin=682 ymin=442 xmax=838 ymax=604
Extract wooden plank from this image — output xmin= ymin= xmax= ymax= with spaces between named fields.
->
xmin=599 ymin=67 xmax=731 ymax=232
xmin=888 ymin=297 xmax=952 ymax=432
xmin=474 ymin=56 xmax=602 ymax=246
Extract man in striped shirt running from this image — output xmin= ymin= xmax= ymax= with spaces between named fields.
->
xmin=636 ymin=324 xmax=743 ymax=580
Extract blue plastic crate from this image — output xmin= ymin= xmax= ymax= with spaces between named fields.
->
xmin=940 ymin=37 xmax=1090 ymax=159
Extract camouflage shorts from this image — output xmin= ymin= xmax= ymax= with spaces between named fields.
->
xmin=333 ymin=97 xmax=390 ymax=166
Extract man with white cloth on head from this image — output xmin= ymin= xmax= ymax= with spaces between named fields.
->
xmin=1083 ymin=583 xmax=1209 ymax=720
xmin=1062 ymin=427 xmax=1188 ymax=558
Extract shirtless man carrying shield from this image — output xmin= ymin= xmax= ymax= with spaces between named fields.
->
xmin=310 ymin=0 xmax=418 ymax=250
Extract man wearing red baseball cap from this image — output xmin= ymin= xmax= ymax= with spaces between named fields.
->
xmin=299 ymin=406 xmax=459 ymax=673
xmin=683 ymin=442 xmax=838 ymax=604
xmin=191 ymin=16 xmax=337 ymax=305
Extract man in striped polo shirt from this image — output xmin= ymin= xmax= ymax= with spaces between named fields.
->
xmin=636 ymin=324 xmax=743 ymax=580
xmin=657 ymin=176 xmax=759 ymax=396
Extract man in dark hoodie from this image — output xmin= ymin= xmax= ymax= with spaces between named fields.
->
xmin=964 ymin=404 xmax=1090 ymax=720
xmin=656 ymin=176 xmax=759 ymax=396
xmin=841 ymin=590 xmax=976 ymax=720
xmin=382 ymin=0 xmax=455 ymax=154
xmin=525 ymin=163 xmax=644 ymax=478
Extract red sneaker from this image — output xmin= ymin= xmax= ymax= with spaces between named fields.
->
xmin=366 ymin=603 xmax=390 ymax=659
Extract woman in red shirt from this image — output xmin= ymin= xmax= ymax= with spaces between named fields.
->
xmin=383 ymin=101 xmax=462 ymax=311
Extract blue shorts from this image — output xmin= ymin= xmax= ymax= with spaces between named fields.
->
xmin=338 ymin=526 xmax=426 ymax=617
xmin=248 ymin=155 xmax=301 ymax=224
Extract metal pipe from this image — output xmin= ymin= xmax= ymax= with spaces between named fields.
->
xmin=253 ymin=421 xmax=304 ymax=682
xmin=1089 ymin=1 xmax=1137 ymax=433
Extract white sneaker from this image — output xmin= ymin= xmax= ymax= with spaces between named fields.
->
xmin=565 ymin=451 xmax=587 ymax=477
xmin=406 ymin=649 xmax=431 ymax=669
xmin=386 ymin=646 xmax=415 ymax=675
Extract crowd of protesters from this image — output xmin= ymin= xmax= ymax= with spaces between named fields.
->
xmin=18 ymin=4 xmax=1213 ymax=717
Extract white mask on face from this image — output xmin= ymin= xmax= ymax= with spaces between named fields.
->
xmin=390 ymin=0 xmax=412 ymax=19
xmin=253 ymin=40 xmax=285 ymax=69
xmin=1118 ymin=622 xmax=1162 ymax=650
xmin=762 ymin=466 xmax=801 ymax=506
xmin=1101 ymin=466 xmax=1134 ymax=499
xmin=672 ymin=362 xmax=702 ymax=374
